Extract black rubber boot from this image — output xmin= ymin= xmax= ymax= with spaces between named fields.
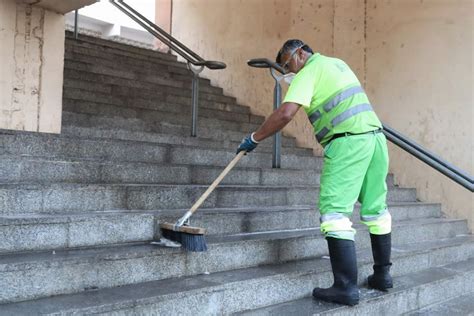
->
xmin=367 ymin=233 xmax=393 ymax=291
xmin=312 ymin=237 xmax=359 ymax=306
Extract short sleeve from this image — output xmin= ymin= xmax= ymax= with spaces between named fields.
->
xmin=282 ymin=67 xmax=317 ymax=109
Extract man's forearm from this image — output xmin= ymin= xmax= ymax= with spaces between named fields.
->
xmin=252 ymin=103 xmax=300 ymax=142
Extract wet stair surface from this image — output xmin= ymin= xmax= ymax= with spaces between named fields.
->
xmin=0 ymin=32 xmax=472 ymax=315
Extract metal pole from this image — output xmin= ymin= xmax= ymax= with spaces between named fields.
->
xmin=271 ymin=69 xmax=282 ymax=168
xmin=191 ymin=73 xmax=199 ymax=137
xmin=188 ymin=63 xmax=204 ymax=137
xmin=74 ymin=10 xmax=79 ymax=39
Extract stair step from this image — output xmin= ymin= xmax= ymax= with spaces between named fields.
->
xmin=0 ymin=183 xmax=416 ymax=215
xmin=60 ymin=108 xmax=293 ymax=150
xmin=0 ymin=128 xmax=318 ymax=169
xmin=63 ymin=48 xmax=225 ymax=95
xmin=61 ymin=126 xmax=319 ymax=166
xmin=0 ymin=237 xmax=472 ymax=311
xmin=0 ymin=129 xmax=169 ymax=163
xmin=63 ymin=73 xmax=244 ymax=112
xmin=61 ymin=121 xmax=308 ymax=156
xmin=64 ymin=44 xmax=203 ymax=89
xmin=238 ymin=258 xmax=474 ymax=316
xmin=65 ymin=32 xmax=183 ymax=66
xmin=64 ymin=66 xmax=225 ymax=96
xmin=62 ymin=107 xmax=261 ymax=137
xmin=0 ymin=155 xmax=321 ymax=185
xmin=62 ymin=88 xmax=262 ymax=124
xmin=0 ymin=203 xmax=442 ymax=253
xmin=404 ymin=292 xmax=474 ymax=315
xmin=63 ymin=62 xmax=235 ymax=104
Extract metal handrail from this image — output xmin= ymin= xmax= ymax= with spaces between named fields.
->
xmin=74 ymin=10 xmax=79 ymax=39
xmin=248 ymin=58 xmax=286 ymax=74
xmin=382 ymin=125 xmax=473 ymax=191
xmin=248 ymin=58 xmax=474 ymax=191
xmin=248 ymin=58 xmax=286 ymax=168
xmin=109 ymin=0 xmax=226 ymax=136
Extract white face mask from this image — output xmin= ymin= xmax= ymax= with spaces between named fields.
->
xmin=281 ymin=72 xmax=296 ymax=85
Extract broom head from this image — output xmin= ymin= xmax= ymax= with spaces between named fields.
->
xmin=160 ymin=222 xmax=207 ymax=252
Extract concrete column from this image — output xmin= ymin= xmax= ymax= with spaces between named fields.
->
xmin=0 ymin=0 xmax=65 ymax=133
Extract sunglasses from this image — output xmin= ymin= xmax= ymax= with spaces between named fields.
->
xmin=281 ymin=45 xmax=303 ymax=72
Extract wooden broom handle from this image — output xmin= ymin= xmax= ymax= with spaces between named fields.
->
xmin=189 ymin=150 xmax=246 ymax=215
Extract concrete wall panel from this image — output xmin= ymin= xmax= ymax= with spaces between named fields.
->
xmin=0 ymin=0 xmax=64 ymax=134
xmin=40 ymin=10 xmax=65 ymax=133
xmin=366 ymin=0 xmax=473 ymax=230
xmin=0 ymin=0 xmax=17 ymax=130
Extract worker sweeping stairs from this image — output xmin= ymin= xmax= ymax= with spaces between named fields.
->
xmin=0 ymin=32 xmax=472 ymax=315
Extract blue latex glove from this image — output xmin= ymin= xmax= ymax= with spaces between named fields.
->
xmin=237 ymin=133 xmax=259 ymax=154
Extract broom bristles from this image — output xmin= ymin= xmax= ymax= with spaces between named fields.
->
xmin=161 ymin=227 xmax=207 ymax=252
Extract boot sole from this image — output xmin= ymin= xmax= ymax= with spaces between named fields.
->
xmin=368 ymin=284 xmax=393 ymax=292
xmin=312 ymin=294 xmax=359 ymax=306
xmin=368 ymin=275 xmax=393 ymax=291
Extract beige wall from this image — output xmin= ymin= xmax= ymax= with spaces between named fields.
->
xmin=171 ymin=0 xmax=326 ymax=154
xmin=170 ymin=0 xmax=472 ymax=229
xmin=365 ymin=0 xmax=473 ymax=230
xmin=170 ymin=0 xmax=369 ymax=153
xmin=0 ymin=0 xmax=65 ymax=133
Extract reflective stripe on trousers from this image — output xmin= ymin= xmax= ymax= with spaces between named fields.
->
xmin=361 ymin=209 xmax=392 ymax=235
xmin=320 ymin=213 xmax=356 ymax=241
xmin=320 ymin=209 xmax=391 ymax=240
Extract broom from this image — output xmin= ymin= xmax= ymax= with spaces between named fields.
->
xmin=159 ymin=151 xmax=246 ymax=252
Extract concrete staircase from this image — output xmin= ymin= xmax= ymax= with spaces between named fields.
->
xmin=0 ymin=32 xmax=472 ymax=315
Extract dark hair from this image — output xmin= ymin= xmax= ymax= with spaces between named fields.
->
xmin=276 ymin=39 xmax=314 ymax=65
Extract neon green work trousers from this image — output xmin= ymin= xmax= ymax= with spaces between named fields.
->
xmin=319 ymin=131 xmax=391 ymax=241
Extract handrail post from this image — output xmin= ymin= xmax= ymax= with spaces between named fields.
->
xmin=270 ymin=68 xmax=282 ymax=168
xmin=247 ymin=58 xmax=285 ymax=168
xmin=188 ymin=63 xmax=204 ymax=137
xmin=74 ymin=9 xmax=79 ymax=39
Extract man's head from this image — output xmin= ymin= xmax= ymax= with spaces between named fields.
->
xmin=276 ymin=39 xmax=313 ymax=74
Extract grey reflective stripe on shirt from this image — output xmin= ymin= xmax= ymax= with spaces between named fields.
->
xmin=315 ymin=103 xmax=374 ymax=142
xmin=316 ymin=127 xmax=330 ymax=142
xmin=309 ymin=86 xmax=364 ymax=125
xmin=331 ymin=103 xmax=373 ymax=126
xmin=308 ymin=110 xmax=322 ymax=124
xmin=323 ymin=86 xmax=365 ymax=112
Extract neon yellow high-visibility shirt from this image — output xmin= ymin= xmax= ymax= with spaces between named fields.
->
xmin=283 ymin=53 xmax=382 ymax=147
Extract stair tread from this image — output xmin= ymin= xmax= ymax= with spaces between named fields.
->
xmin=0 ymin=238 xmax=472 ymax=314
xmin=0 ymin=182 xmax=410 ymax=190
xmin=0 ymin=219 xmax=469 ymax=265
xmin=0 ymin=128 xmax=314 ymax=160
xmin=404 ymin=292 xmax=474 ymax=316
xmin=237 ymin=258 xmax=474 ymax=315
xmin=0 ymin=201 xmax=440 ymax=223
xmin=209 ymin=216 xmax=467 ymax=242
xmin=0 ymin=153 xmax=315 ymax=167
xmin=65 ymin=33 xmax=183 ymax=64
